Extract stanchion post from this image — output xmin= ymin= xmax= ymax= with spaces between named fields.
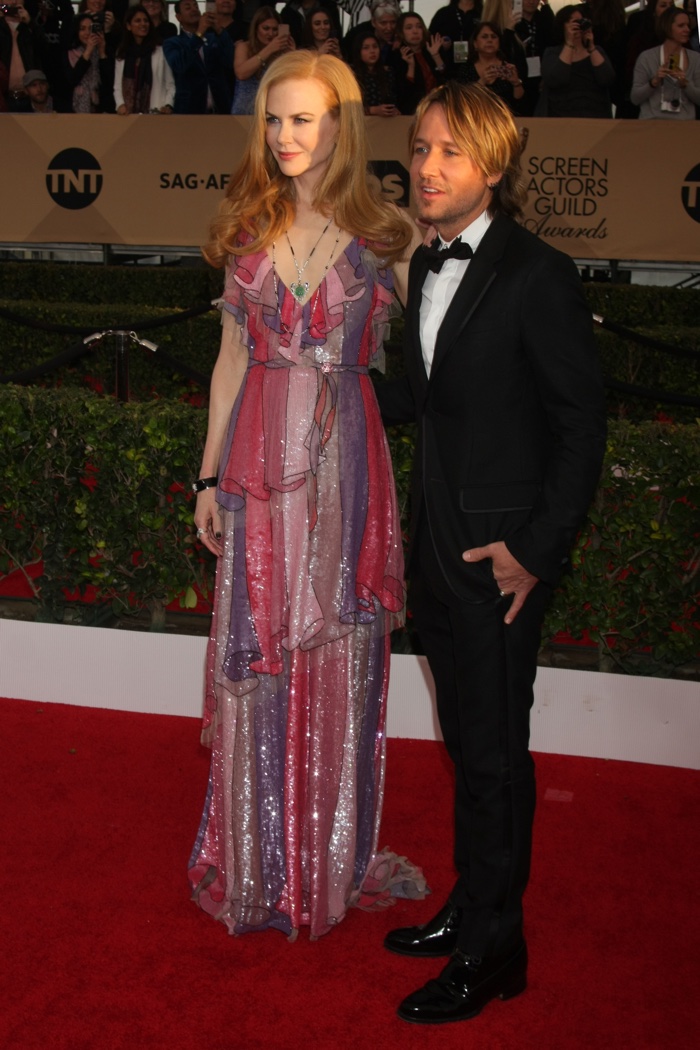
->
xmin=115 ymin=330 xmax=130 ymax=402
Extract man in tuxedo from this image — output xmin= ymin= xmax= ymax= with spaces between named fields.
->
xmin=378 ymin=81 xmax=606 ymax=1024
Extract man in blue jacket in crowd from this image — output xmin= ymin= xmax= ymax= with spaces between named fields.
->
xmin=164 ymin=0 xmax=234 ymax=114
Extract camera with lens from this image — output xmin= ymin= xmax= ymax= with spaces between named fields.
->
xmin=578 ymin=18 xmax=592 ymax=32
xmin=90 ymin=11 xmax=105 ymax=32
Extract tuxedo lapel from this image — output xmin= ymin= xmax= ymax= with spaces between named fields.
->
xmin=408 ymin=247 xmax=431 ymax=390
xmin=429 ymin=215 xmax=513 ymax=380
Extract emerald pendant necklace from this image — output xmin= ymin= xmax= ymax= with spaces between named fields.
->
xmin=284 ymin=218 xmax=333 ymax=302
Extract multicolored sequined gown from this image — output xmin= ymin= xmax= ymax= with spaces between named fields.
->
xmin=188 ymin=237 xmax=412 ymax=939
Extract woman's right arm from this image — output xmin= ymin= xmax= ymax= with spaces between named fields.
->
xmin=234 ymin=35 xmax=289 ymax=80
xmin=193 ymin=308 xmax=250 ymax=557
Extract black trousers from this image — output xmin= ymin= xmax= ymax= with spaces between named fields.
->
xmin=411 ymin=524 xmax=551 ymax=957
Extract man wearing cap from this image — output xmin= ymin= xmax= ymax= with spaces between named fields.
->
xmin=12 ymin=67 xmax=53 ymax=110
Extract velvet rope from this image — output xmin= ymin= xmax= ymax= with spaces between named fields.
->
xmin=593 ymin=314 xmax=700 ymax=364
xmin=0 ymin=301 xmax=215 ymax=336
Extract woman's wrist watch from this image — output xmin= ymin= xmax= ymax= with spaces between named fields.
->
xmin=192 ymin=476 xmax=218 ymax=493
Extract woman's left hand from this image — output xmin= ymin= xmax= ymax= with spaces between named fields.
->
xmin=667 ymin=67 xmax=687 ymax=86
xmin=582 ymin=25 xmax=595 ymax=51
xmin=427 ymin=33 xmax=443 ymax=57
xmin=502 ymin=62 xmax=519 ymax=83
xmin=400 ymin=45 xmax=415 ymax=67
xmin=104 ymin=11 xmax=115 ymax=32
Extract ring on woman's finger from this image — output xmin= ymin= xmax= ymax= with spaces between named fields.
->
xmin=499 ymin=589 xmax=508 ymax=598
xmin=196 ymin=527 xmax=206 ymax=537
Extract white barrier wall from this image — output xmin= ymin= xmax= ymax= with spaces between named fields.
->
xmin=1 ymin=619 xmax=698 ymax=769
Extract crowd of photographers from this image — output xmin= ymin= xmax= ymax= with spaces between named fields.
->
xmin=0 ymin=0 xmax=697 ymax=118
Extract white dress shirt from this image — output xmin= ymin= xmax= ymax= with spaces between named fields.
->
xmin=419 ymin=210 xmax=493 ymax=377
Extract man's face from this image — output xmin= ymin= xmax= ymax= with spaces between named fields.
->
xmin=26 ymin=79 xmax=49 ymax=105
xmin=177 ymin=0 xmax=201 ymax=29
xmin=410 ymin=103 xmax=496 ymax=242
xmin=215 ymin=0 xmax=235 ymax=15
xmin=522 ymin=0 xmax=539 ymax=16
xmin=371 ymin=13 xmax=396 ymax=44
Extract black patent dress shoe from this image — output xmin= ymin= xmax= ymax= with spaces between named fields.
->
xmin=397 ymin=940 xmax=527 ymax=1025
xmin=384 ymin=900 xmax=462 ymax=957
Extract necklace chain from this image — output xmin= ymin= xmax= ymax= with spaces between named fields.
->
xmin=284 ymin=218 xmax=333 ymax=302
xmin=272 ymin=225 xmax=341 ymax=324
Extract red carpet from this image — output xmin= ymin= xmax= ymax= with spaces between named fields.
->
xmin=1 ymin=697 xmax=697 ymax=1050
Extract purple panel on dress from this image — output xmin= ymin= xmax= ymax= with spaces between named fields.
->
xmin=337 ymin=376 xmax=369 ymax=625
xmin=354 ymin=629 xmax=385 ymax=883
xmin=217 ymin=374 xmax=250 ymax=514
xmin=222 ymin=507 xmax=261 ymax=683
xmin=253 ymin=665 xmax=289 ymax=911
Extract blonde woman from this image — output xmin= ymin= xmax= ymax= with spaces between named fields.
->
xmin=231 ymin=6 xmax=294 ymax=114
xmin=190 ymin=51 xmax=425 ymax=941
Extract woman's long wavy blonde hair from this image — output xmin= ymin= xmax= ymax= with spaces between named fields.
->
xmin=203 ymin=51 xmax=413 ymax=269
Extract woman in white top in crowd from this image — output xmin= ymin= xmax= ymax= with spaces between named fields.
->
xmin=114 ymin=4 xmax=174 ymax=113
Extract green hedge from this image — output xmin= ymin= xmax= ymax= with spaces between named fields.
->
xmin=0 ymin=300 xmax=221 ymax=401
xmin=0 ymin=261 xmax=697 ymax=323
xmin=3 ymin=262 xmax=699 ymax=420
xmin=0 ymin=261 xmax=223 ymax=308
xmin=0 ymin=387 xmax=210 ymax=629
xmin=1 ymin=387 xmax=697 ymax=673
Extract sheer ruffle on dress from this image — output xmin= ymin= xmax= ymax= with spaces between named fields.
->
xmin=188 ymin=236 xmax=426 ymax=939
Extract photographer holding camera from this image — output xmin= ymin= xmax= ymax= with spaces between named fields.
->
xmin=538 ymin=3 xmax=614 ymax=116
xmin=0 ymin=3 xmax=46 ymax=102
xmin=459 ymin=19 xmax=525 ymax=114
xmin=631 ymin=5 xmax=700 ymax=120
xmin=76 ymin=0 xmax=120 ymax=58
xmin=62 ymin=10 xmax=115 ymax=111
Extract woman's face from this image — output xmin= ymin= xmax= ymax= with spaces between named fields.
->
xmin=668 ymin=12 xmax=691 ymax=43
xmin=360 ymin=36 xmax=380 ymax=66
xmin=142 ymin=0 xmax=163 ymax=22
xmin=265 ymin=77 xmax=338 ymax=184
xmin=78 ymin=16 xmax=93 ymax=44
xmin=257 ymin=17 xmax=279 ymax=46
xmin=475 ymin=25 xmax=500 ymax=54
xmin=85 ymin=0 xmax=106 ymax=12
xmin=310 ymin=12 xmax=331 ymax=42
xmin=128 ymin=10 xmax=151 ymax=39
xmin=654 ymin=0 xmax=673 ymax=16
xmin=401 ymin=16 xmax=425 ymax=48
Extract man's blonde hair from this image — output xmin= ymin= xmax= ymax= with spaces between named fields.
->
xmin=410 ymin=81 xmax=527 ymax=220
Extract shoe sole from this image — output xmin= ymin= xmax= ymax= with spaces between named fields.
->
xmin=396 ymin=976 xmax=527 ymax=1025
xmin=384 ymin=942 xmax=455 ymax=958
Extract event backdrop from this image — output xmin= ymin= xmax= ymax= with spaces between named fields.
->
xmin=3 ymin=115 xmax=699 ymax=260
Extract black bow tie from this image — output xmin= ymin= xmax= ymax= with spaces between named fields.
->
xmin=422 ymin=236 xmax=473 ymax=273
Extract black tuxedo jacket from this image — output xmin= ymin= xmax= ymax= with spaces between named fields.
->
xmin=378 ymin=214 xmax=607 ymax=602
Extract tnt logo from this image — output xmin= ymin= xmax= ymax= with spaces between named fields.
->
xmin=681 ymin=163 xmax=700 ymax=223
xmin=46 ymin=149 xmax=103 ymax=210
xmin=368 ymin=161 xmax=409 ymax=207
